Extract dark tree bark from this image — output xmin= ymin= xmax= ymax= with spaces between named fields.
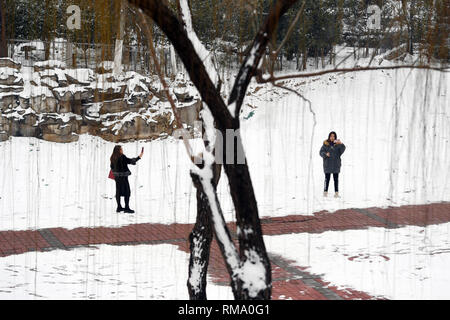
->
xmin=187 ymin=164 xmax=221 ymax=300
xmin=0 ymin=0 xmax=7 ymax=58
xmin=187 ymin=178 xmax=213 ymax=300
xmin=228 ymin=0 xmax=299 ymax=118
xmin=128 ymin=0 xmax=299 ymax=300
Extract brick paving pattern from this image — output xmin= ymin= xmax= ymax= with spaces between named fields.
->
xmin=0 ymin=202 xmax=449 ymax=300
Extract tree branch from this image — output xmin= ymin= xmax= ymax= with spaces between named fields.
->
xmin=129 ymin=0 xmax=301 ymax=300
xmin=128 ymin=0 xmax=233 ymax=131
xmin=257 ymin=64 xmax=449 ymax=84
xmin=274 ymin=1 xmax=305 ymax=58
xmin=135 ymin=8 xmax=194 ymax=161
xmin=228 ymin=0 xmax=299 ymax=119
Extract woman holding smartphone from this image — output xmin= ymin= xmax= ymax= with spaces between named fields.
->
xmin=320 ymin=132 xmax=346 ymax=198
xmin=110 ymin=146 xmax=144 ymax=213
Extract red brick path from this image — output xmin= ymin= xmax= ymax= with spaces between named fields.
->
xmin=0 ymin=202 xmax=449 ymax=300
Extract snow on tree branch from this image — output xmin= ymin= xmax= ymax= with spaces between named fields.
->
xmin=178 ymin=0 xmax=220 ymax=87
xmin=176 ymin=0 xmax=246 ymax=297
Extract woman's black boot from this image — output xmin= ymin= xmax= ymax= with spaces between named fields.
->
xmin=116 ymin=196 xmax=124 ymax=213
xmin=124 ymin=196 xmax=135 ymax=214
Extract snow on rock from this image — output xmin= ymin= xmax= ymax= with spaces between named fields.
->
xmin=0 ymin=57 xmax=21 ymax=70
xmin=20 ymin=84 xmax=54 ymax=99
xmin=64 ymin=68 xmax=95 ymax=84
xmin=0 ymin=67 xmax=23 ymax=85
xmin=14 ymin=40 xmax=45 ymax=53
xmin=0 ymin=58 xmax=202 ymax=143
xmin=34 ymin=60 xmax=67 ymax=70
xmin=97 ymin=61 xmax=117 ymax=74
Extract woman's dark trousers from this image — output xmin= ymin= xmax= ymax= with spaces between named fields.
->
xmin=115 ymin=176 xmax=131 ymax=210
xmin=324 ymin=173 xmax=339 ymax=192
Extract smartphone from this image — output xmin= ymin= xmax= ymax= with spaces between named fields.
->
xmin=141 ymin=147 xmax=144 ymax=153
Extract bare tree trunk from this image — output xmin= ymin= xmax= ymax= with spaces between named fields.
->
xmin=187 ymin=164 xmax=221 ymax=300
xmin=114 ymin=0 xmax=126 ymax=75
xmin=302 ymin=48 xmax=307 ymax=70
xmin=129 ymin=0 xmax=299 ymax=300
xmin=0 ymin=0 xmax=7 ymax=58
xmin=43 ymin=0 xmax=51 ymax=60
xmin=401 ymin=0 xmax=414 ymax=55
xmin=187 ymin=175 xmax=213 ymax=300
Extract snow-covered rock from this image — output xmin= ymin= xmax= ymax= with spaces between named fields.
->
xmin=34 ymin=60 xmax=67 ymax=72
xmin=0 ymin=58 xmax=21 ymax=70
xmin=0 ymin=67 xmax=24 ymax=86
xmin=0 ymin=58 xmax=197 ymax=143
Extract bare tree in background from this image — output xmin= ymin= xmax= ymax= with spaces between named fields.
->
xmin=0 ymin=0 xmax=7 ymax=57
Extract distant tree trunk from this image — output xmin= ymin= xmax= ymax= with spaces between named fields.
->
xmin=321 ymin=48 xmax=324 ymax=68
xmin=401 ymin=0 xmax=414 ymax=55
xmin=114 ymin=0 xmax=127 ymax=75
xmin=409 ymin=2 xmax=414 ymax=55
xmin=302 ymin=47 xmax=307 ymax=70
xmin=0 ymin=0 xmax=7 ymax=58
xmin=43 ymin=0 xmax=51 ymax=60
xmin=280 ymin=53 xmax=283 ymax=71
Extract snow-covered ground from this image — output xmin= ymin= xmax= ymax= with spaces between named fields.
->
xmin=0 ymin=68 xmax=448 ymax=231
xmin=265 ymin=222 xmax=450 ymax=300
xmin=1 ymin=223 xmax=449 ymax=300
xmin=0 ymin=243 xmax=233 ymax=299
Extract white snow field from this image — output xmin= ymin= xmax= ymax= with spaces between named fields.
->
xmin=264 ymin=222 xmax=450 ymax=300
xmin=0 ymin=68 xmax=448 ymax=231
xmin=1 ymin=223 xmax=449 ymax=299
xmin=0 ymin=243 xmax=233 ymax=300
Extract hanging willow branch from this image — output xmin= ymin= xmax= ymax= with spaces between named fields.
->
xmin=128 ymin=0 xmax=300 ymax=299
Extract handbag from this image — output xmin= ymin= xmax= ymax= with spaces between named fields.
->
xmin=108 ymin=169 xmax=115 ymax=180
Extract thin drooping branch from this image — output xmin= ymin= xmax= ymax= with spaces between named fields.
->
xmin=177 ymin=0 xmax=240 ymax=299
xmin=134 ymin=15 xmax=231 ymax=300
xmin=273 ymin=1 xmax=306 ymax=59
xmin=219 ymin=0 xmax=299 ymax=300
xmin=128 ymin=0 xmax=233 ymax=131
xmin=129 ymin=0 xmax=300 ymax=299
xmin=228 ymin=0 xmax=299 ymax=119
xmin=135 ymin=8 xmax=195 ymax=160
xmin=141 ymin=1 xmax=239 ymax=297
xmin=266 ymin=2 xmax=305 ymax=87
xmin=177 ymin=0 xmax=221 ymax=88
xmin=257 ymin=64 xmax=449 ymax=84
xmin=0 ymin=0 xmax=7 ymax=58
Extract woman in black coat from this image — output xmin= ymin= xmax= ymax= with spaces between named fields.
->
xmin=110 ymin=145 xmax=144 ymax=213
xmin=319 ymin=131 xmax=346 ymax=198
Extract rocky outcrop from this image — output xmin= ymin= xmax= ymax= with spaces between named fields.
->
xmin=0 ymin=58 xmax=21 ymax=70
xmin=9 ymin=114 xmax=40 ymax=137
xmin=0 ymin=59 xmax=201 ymax=143
xmin=0 ymin=60 xmax=24 ymax=86
xmin=178 ymin=99 xmax=202 ymax=128
xmin=0 ymin=94 xmax=18 ymax=110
